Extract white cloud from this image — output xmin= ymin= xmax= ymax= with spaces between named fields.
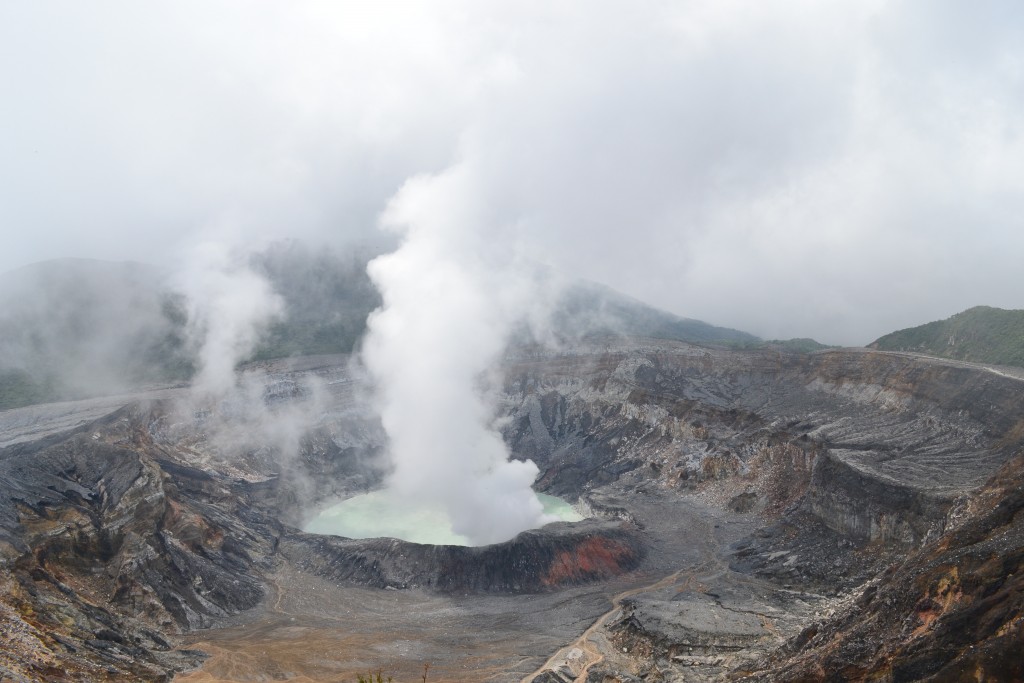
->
xmin=1 ymin=0 xmax=1022 ymax=344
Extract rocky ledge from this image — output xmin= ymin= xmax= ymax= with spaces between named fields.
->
xmin=2 ymin=339 xmax=1022 ymax=681
xmin=279 ymin=519 xmax=645 ymax=593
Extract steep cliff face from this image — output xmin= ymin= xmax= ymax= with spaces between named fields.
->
xmin=500 ymin=342 xmax=1022 ymax=547
xmin=504 ymin=342 xmax=1024 ymax=682
xmin=747 ymin=450 xmax=1024 ymax=682
xmin=0 ymin=404 xmax=279 ymax=681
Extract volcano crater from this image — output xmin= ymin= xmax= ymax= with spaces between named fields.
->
xmin=282 ymin=517 xmax=646 ymax=593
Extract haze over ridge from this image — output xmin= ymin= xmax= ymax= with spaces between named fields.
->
xmin=2 ymin=1 xmax=1022 ymax=346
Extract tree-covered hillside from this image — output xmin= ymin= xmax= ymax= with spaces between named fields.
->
xmin=870 ymin=306 xmax=1024 ymax=369
xmin=248 ymin=241 xmax=382 ymax=360
xmin=0 ymin=259 xmax=193 ymax=409
xmin=0 ymin=245 xmax=382 ymax=410
xmin=547 ymin=281 xmax=760 ymax=346
xmin=0 ymin=244 xmax=790 ymax=410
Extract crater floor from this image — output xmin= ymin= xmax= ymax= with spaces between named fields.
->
xmin=177 ymin=484 xmax=779 ymax=683
xmin=1 ymin=341 xmax=1021 ymax=682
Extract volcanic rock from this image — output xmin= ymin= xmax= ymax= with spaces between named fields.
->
xmin=1 ymin=338 xmax=1023 ymax=681
xmin=280 ymin=519 xmax=645 ymax=593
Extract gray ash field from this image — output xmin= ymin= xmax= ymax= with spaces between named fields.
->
xmin=1 ymin=339 xmax=1022 ymax=682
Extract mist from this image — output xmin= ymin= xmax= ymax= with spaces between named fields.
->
xmin=3 ymin=1 xmax=1023 ymax=346
xmin=173 ymin=242 xmax=284 ymax=396
xmin=161 ymin=242 xmax=346 ymax=508
xmin=0 ymin=259 xmax=191 ymax=408
xmin=3 ymin=1 xmax=1024 ymax=541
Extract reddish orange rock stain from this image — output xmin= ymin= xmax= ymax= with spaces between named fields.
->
xmin=542 ymin=536 xmax=636 ymax=586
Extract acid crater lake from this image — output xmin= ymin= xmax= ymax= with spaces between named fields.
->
xmin=303 ymin=490 xmax=584 ymax=545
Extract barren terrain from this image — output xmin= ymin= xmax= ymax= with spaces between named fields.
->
xmin=1 ymin=339 xmax=1022 ymax=681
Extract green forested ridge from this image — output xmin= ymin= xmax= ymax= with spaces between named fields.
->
xmin=1 ymin=245 xmax=834 ymax=411
xmin=759 ymin=338 xmax=834 ymax=353
xmin=247 ymin=241 xmax=382 ymax=360
xmin=870 ymin=306 xmax=1024 ymax=368
xmin=0 ymin=259 xmax=193 ymax=409
xmin=0 ymin=246 xmax=378 ymax=410
xmin=547 ymin=281 xmax=760 ymax=346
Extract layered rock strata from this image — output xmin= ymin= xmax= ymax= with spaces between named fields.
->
xmin=1 ymin=339 xmax=1022 ymax=681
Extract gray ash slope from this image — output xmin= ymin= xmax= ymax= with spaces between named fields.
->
xmin=0 ymin=339 xmax=1022 ymax=681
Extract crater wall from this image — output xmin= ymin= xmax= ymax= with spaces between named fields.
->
xmin=499 ymin=342 xmax=1024 ymax=545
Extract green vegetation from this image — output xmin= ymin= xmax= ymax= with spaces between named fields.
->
xmin=9 ymin=243 xmax=843 ymax=412
xmin=0 ymin=245 xmax=376 ymax=411
xmin=0 ymin=259 xmax=195 ymax=410
xmin=0 ymin=370 xmax=59 ymax=410
xmin=549 ymin=284 xmax=831 ymax=352
xmin=870 ymin=306 xmax=1024 ymax=368
xmin=550 ymin=282 xmax=759 ymax=346
xmin=356 ymin=673 xmax=393 ymax=683
xmin=759 ymin=337 xmax=835 ymax=353
xmin=248 ymin=240 xmax=381 ymax=360
xmin=356 ymin=663 xmax=428 ymax=682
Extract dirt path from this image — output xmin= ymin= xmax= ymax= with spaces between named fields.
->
xmin=571 ymin=569 xmax=688 ymax=683
xmin=850 ymin=348 xmax=1024 ymax=382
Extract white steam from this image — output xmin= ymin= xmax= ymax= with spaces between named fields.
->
xmin=174 ymin=242 xmax=284 ymax=396
xmin=168 ymin=241 xmax=330 ymax=498
xmin=361 ymin=163 xmax=555 ymax=546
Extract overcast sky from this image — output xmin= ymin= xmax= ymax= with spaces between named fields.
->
xmin=2 ymin=0 xmax=1022 ymax=345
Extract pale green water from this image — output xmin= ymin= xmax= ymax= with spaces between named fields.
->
xmin=537 ymin=493 xmax=584 ymax=523
xmin=303 ymin=491 xmax=583 ymax=546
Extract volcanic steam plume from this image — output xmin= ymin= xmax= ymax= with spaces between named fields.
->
xmin=361 ymin=163 xmax=555 ymax=546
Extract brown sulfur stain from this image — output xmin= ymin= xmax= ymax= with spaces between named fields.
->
xmin=164 ymin=498 xmax=225 ymax=550
xmin=909 ymin=567 xmax=964 ymax=639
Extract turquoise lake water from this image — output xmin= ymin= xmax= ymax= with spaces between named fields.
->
xmin=303 ymin=491 xmax=583 ymax=546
